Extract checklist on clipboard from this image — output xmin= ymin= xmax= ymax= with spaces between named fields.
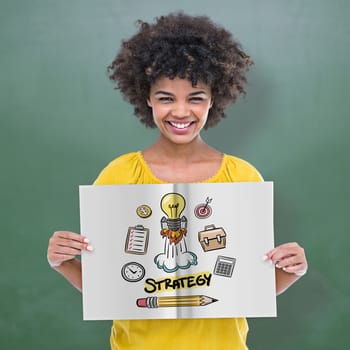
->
xmin=125 ymin=225 xmax=149 ymax=254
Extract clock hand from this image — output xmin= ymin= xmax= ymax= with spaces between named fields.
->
xmin=128 ymin=268 xmax=137 ymax=274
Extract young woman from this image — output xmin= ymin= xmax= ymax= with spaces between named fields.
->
xmin=47 ymin=12 xmax=308 ymax=350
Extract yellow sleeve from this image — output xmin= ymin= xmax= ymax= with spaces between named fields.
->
xmin=217 ymin=154 xmax=263 ymax=182
xmin=93 ymin=152 xmax=142 ymax=185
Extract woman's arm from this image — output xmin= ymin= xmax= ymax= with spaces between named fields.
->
xmin=264 ymin=242 xmax=308 ymax=295
xmin=47 ymin=231 xmax=93 ymax=292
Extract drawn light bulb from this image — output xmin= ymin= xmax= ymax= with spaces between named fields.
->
xmin=160 ymin=193 xmax=186 ymax=231
xmin=155 ymin=192 xmax=197 ymax=273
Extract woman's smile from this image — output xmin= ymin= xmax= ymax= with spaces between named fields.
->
xmin=167 ymin=121 xmax=193 ymax=129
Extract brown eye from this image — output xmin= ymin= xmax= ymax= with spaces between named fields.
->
xmin=159 ymin=97 xmax=173 ymax=102
xmin=190 ymin=97 xmax=204 ymax=102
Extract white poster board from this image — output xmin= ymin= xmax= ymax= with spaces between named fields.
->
xmin=80 ymin=182 xmax=276 ymax=320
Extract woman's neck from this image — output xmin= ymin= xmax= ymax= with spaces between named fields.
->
xmin=142 ymin=135 xmax=223 ymax=183
xmin=144 ymin=134 xmax=217 ymax=164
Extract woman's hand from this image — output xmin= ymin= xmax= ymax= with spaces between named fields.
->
xmin=264 ymin=242 xmax=307 ymax=295
xmin=265 ymin=242 xmax=308 ymax=276
xmin=47 ymin=231 xmax=93 ymax=268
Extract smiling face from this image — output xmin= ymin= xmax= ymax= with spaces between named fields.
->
xmin=147 ymin=76 xmax=213 ymax=146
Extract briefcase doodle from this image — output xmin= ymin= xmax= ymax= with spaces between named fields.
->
xmin=198 ymin=224 xmax=227 ymax=252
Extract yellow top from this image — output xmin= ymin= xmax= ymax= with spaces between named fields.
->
xmin=94 ymin=151 xmax=263 ymax=350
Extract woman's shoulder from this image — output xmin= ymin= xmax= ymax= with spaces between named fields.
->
xmin=217 ymin=154 xmax=263 ymax=182
xmin=107 ymin=151 xmax=141 ymax=166
xmin=93 ymin=151 xmax=147 ymax=185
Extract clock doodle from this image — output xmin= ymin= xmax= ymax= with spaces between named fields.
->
xmin=121 ymin=262 xmax=146 ymax=282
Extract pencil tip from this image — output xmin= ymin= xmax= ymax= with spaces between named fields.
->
xmin=212 ymin=298 xmax=218 ymax=303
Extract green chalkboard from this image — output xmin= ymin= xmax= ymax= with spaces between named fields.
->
xmin=1 ymin=0 xmax=349 ymax=349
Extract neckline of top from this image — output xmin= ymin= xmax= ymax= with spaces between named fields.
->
xmin=137 ymin=151 xmax=226 ymax=184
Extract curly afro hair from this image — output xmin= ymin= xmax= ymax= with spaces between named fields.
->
xmin=107 ymin=12 xmax=253 ymax=129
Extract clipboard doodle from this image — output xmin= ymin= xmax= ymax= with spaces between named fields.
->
xmin=125 ymin=225 xmax=149 ymax=255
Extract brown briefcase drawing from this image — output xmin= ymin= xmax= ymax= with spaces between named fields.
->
xmin=198 ymin=224 xmax=227 ymax=252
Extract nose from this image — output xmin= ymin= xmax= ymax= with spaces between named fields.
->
xmin=171 ymin=101 xmax=190 ymax=118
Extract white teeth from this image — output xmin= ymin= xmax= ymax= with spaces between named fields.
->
xmin=169 ymin=121 xmax=191 ymax=129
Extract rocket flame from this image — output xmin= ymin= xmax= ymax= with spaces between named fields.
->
xmin=161 ymin=228 xmax=187 ymax=244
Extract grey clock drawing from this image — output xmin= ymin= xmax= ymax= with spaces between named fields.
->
xmin=121 ymin=262 xmax=146 ymax=282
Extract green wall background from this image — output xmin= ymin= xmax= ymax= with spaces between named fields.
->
xmin=1 ymin=0 xmax=349 ymax=348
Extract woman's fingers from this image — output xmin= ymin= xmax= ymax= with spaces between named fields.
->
xmin=53 ymin=230 xmax=88 ymax=243
xmin=54 ymin=237 xmax=87 ymax=251
xmin=266 ymin=242 xmax=301 ymax=262
xmin=281 ymin=264 xmax=308 ymax=276
xmin=264 ymin=242 xmax=307 ymax=276
xmin=47 ymin=231 xmax=93 ymax=268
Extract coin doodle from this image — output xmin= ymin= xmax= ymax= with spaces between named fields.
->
xmin=136 ymin=205 xmax=152 ymax=218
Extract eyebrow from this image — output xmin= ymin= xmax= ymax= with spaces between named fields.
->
xmin=154 ymin=90 xmax=208 ymax=96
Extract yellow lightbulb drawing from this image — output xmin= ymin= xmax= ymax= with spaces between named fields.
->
xmin=161 ymin=193 xmax=186 ymax=219
xmin=156 ymin=192 xmax=197 ymax=273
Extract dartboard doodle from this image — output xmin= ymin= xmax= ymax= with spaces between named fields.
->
xmin=194 ymin=197 xmax=213 ymax=219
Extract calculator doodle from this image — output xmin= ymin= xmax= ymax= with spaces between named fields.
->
xmin=213 ymin=256 xmax=236 ymax=277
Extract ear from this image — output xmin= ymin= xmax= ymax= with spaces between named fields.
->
xmin=147 ymin=98 xmax=152 ymax=108
xmin=209 ymin=98 xmax=214 ymax=108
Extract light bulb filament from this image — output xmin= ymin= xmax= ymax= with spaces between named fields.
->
xmin=168 ymin=203 xmax=179 ymax=218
